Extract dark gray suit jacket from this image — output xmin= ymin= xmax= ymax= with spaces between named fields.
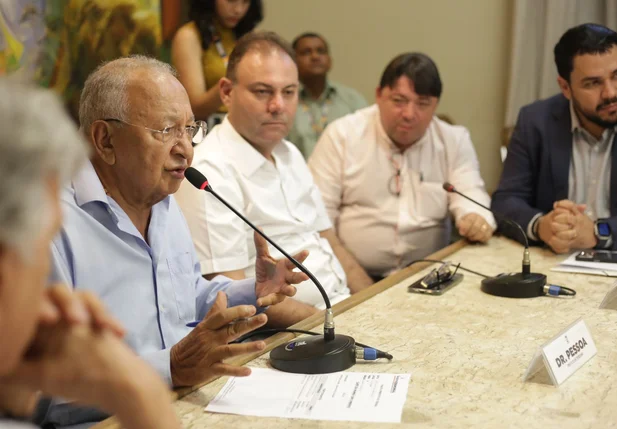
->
xmin=491 ymin=94 xmax=617 ymax=248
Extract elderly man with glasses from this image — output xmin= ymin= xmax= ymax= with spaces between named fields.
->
xmin=44 ymin=56 xmax=309 ymax=428
xmin=0 ymin=80 xmax=181 ymax=429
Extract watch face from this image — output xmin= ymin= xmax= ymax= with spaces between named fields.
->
xmin=598 ymin=223 xmax=611 ymax=237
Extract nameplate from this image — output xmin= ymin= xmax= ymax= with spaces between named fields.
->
xmin=523 ymin=318 xmax=597 ymax=385
xmin=599 ymin=282 xmax=617 ymax=310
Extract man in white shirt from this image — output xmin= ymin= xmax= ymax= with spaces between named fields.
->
xmin=176 ymin=32 xmax=373 ymax=327
xmin=308 ymin=53 xmax=496 ymax=279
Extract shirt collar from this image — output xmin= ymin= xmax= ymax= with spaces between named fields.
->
xmin=570 ymin=101 xmax=583 ymax=133
xmin=299 ymin=80 xmax=337 ymax=103
xmin=218 ymin=117 xmax=290 ymax=177
xmin=72 ymin=160 xmax=110 ymax=208
xmin=374 ymin=105 xmax=396 ymax=150
xmin=71 ymin=160 xmax=173 ymax=246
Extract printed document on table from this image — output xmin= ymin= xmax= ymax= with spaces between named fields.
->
xmin=551 ymin=252 xmax=617 ymax=276
xmin=205 ymin=367 xmax=411 ymax=423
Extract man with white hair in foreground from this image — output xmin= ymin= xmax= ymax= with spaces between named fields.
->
xmin=43 ymin=55 xmax=309 ymax=427
xmin=0 ymin=80 xmax=181 ymax=428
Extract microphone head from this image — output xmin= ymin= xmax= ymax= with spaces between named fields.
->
xmin=185 ymin=167 xmax=210 ymax=191
xmin=443 ymin=182 xmax=455 ymax=193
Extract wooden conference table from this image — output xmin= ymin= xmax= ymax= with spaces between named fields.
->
xmin=96 ymin=236 xmax=617 ymax=428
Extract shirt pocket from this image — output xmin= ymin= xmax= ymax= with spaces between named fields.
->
xmin=415 ymin=181 xmax=449 ymax=220
xmin=167 ymin=252 xmax=195 ymax=322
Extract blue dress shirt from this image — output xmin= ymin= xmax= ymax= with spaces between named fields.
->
xmin=50 ymin=162 xmax=258 ymax=384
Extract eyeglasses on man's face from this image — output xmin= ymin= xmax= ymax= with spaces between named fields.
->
xmin=103 ymin=118 xmax=207 ymax=146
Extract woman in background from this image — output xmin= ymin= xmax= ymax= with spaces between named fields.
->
xmin=172 ymin=0 xmax=263 ymax=127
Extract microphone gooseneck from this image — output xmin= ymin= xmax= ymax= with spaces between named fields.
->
xmin=442 ymin=182 xmax=529 ymax=248
xmin=185 ymin=167 xmax=335 ymax=341
xmin=442 ymin=182 xmax=531 ymax=274
xmin=442 ymin=182 xmax=550 ymax=298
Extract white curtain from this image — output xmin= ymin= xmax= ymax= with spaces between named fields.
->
xmin=504 ymin=0 xmax=617 ymax=127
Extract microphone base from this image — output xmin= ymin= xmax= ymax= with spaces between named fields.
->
xmin=270 ymin=334 xmax=356 ymax=374
xmin=481 ymin=272 xmax=547 ymax=298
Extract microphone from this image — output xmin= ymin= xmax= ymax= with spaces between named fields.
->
xmin=185 ymin=167 xmax=356 ymax=373
xmin=442 ymin=182 xmax=547 ymax=298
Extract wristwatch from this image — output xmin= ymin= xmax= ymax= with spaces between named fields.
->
xmin=594 ymin=219 xmax=612 ymax=249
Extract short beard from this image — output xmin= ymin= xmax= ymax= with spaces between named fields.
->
xmin=572 ymin=95 xmax=617 ymax=129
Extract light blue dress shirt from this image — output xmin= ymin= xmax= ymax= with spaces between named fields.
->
xmin=50 ymin=162 xmax=258 ymax=385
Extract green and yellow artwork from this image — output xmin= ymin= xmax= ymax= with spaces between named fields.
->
xmin=0 ymin=1 xmax=46 ymax=77
xmin=1 ymin=0 xmax=162 ymax=120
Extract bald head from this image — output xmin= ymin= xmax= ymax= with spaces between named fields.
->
xmin=79 ymin=55 xmax=178 ymax=133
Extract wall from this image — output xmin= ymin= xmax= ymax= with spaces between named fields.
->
xmin=260 ymin=0 xmax=512 ymax=191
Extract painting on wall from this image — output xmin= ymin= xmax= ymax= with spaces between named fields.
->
xmin=0 ymin=0 xmax=46 ymax=78
xmin=1 ymin=0 xmax=162 ymax=119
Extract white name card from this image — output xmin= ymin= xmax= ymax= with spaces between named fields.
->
xmin=523 ymin=318 xmax=597 ymax=386
xmin=599 ymin=283 xmax=617 ymax=310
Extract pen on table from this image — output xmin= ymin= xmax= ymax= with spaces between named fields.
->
xmin=186 ymin=317 xmax=251 ymax=328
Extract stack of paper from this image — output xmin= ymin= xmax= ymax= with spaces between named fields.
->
xmin=205 ymin=367 xmax=411 ymax=423
xmin=552 ymin=252 xmax=617 ymax=276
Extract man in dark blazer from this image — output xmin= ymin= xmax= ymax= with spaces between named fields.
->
xmin=492 ymin=23 xmax=617 ymax=253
